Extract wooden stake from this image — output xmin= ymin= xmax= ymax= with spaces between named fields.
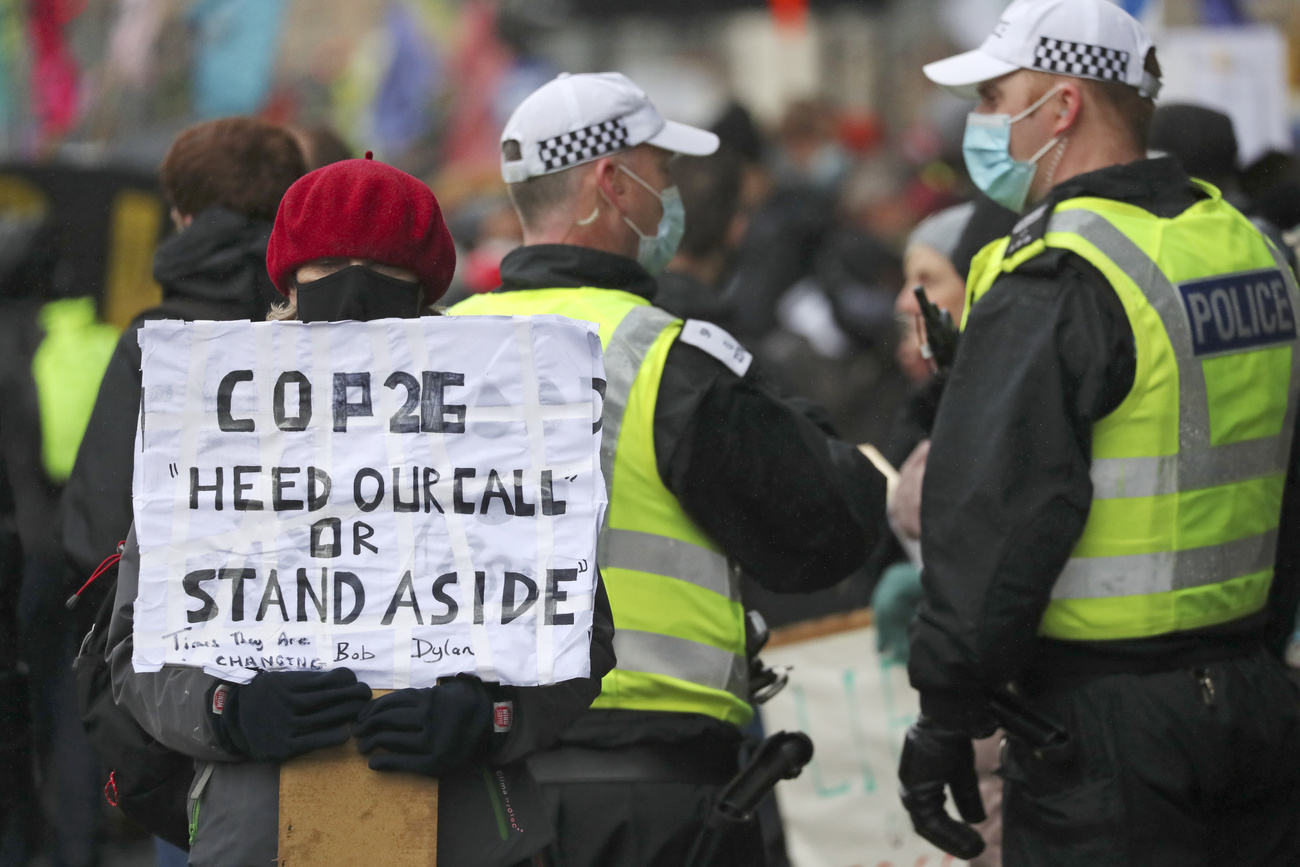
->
xmin=279 ymin=690 xmax=438 ymax=866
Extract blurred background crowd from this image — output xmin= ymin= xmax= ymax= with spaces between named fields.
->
xmin=2 ymin=0 xmax=1300 ymax=864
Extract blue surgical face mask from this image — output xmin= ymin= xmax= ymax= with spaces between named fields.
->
xmin=616 ymin=164 xmax=685 ymax=274
xmin=963 ymin=84 xmax=1067 ymax=213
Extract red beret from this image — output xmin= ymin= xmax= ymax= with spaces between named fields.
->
xmin=266 ymin=157 xmax=456 ymax=301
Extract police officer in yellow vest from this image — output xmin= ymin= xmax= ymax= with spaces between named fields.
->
xmin=898 ymin=1 xmax=1300 ymax=864
xmin=451 ymin=72 xmax=889 ymax=866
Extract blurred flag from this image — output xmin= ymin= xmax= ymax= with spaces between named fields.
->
xmin=107 ymin=0 xmax=167 ymax=88
xmin=372 ymin=2 xmax=439 ymax=155
xmin=1199 ymin=0 xmax=1244 ymax=25
xmin=29 ymin=0 xmax=80 ymax=142
xmin=190 ymin=0 xmax=286 ymax=118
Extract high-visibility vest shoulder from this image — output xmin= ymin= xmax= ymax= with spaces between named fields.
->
xmin=965 ymin=182 xmax=1300 ymax=641
xmin=450 ymin=287 xmax=751 ymax=725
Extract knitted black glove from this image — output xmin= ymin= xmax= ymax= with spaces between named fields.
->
xmin=354 ymin=679 xmax=493 ymax=777
xmin=210 ymin=669 xmax=372 ymax=764
xmin=898 ymin=715 xmax=987 ymax=860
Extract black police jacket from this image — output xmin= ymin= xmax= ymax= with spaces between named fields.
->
xmin=910 ymin=158 xmax=1300 ymax=731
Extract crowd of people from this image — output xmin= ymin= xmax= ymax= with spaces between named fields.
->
xmin=2 ymin=0 xmax=1300 ymax=864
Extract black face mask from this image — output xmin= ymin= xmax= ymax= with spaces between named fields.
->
xmin=295 ymin=264 xmax=422 ymax=323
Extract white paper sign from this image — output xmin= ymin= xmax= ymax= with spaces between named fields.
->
xmin=760 ymin=620 xmax=967 ymax=867
xmin=1156 ymin=26 xmax=1291 ymax=166
xmin=131 ymin=315 xmax=606 ymax=689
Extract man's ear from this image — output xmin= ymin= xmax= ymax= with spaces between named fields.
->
xmin=593 ymin=157 xmax=629 ymax=207
xmin=1052 ymin=81 xmax=1083 ymax=136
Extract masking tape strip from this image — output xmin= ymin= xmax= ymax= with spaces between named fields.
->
xmin=514 ymin=318 xmax=557 ymax=685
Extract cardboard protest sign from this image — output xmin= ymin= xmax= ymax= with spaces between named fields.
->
xmin=131 ymin=315 xmax=605 ymax=689
xmin=760 ymin=611 xmax=963 ymax=867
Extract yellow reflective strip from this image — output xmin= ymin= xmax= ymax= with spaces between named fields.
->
xmin=1040 ymin=568 xmax=1272 ymax=640
xmin=448 ymin=287 xmax=647 ymax=348
xmin=602 ymin=567 xmax=746 ymax=655
xmin=591 ymin=668 xmax=753 ymax=726
xmin=608 ymin=322 xmax=721 ymax=551
xmin=1073 ymin=474 xmax=1285 ymax=558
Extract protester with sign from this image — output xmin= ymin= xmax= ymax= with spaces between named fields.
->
xmin=63 ymin=117 xmax=307 ymax=625
xmin=106 ymin=157 xmax=615 ymax=867
xmin=452 ymin=71 xmax=889 ymax=866
xmin=900 ymin=1 xmax=1300 ymax=864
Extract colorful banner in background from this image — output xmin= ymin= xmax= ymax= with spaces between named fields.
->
xmin=28 ymin=0 xmax=80 ymax=144
xmin=190 ymin=0 xmax=285 ymax=119
xmin=371 ymin=1 xmax=439 ymax=157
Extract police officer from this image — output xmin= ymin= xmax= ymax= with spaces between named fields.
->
xmin=451 ymin=72 xmax=888 ymax=866
xmin=898 ymin=1 xmax=1300 ymax=864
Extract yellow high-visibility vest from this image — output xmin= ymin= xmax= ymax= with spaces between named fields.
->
xmin=451 ymin=287 xmax=751 ymax=725
xmin=965 ymin=182 xmax=1300 ymax=640
xmin=32 ymin=296 xmax=118 ymax=482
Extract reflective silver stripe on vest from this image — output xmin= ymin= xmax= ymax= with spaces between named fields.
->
xmin=1050 ymin=209 xmax=1300 ymax=504
xmin=1044 ymin=209 xmax=1300 ymax=600
xmin=599 ymin=528 xmax=737 ymax=599
xmin=1089 ymin=436 xmax=1288 ymax=499
xmin=596 ymin=304 xmax=740 ymax=600
xmin=598 ymin=304 xmax=677 ymax=512
xmin=611 ymin=629 xmax=748 ymax=700
xmin=1051 ymin=529 xmax=1278 ymax=599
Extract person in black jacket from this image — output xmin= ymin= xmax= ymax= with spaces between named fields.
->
xmin=0 ymin=205 xmax=120 ymax=866
xmin=900 ymin=2 xmax=1300 ymax=865
xmin=61 ymin=118 xmax=306 ymax=621
xmin=454 ymin=71 xmax=888 ymax=867
xmin=110 ymin=154 xmax=615 ymax=867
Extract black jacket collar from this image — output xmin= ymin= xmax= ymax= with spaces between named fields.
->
xmin=1006 ymin=158 xmax=1203 ymax=257
xmin=1046 ymin=156 xmax=1201 ymax=217
xmin=498 ymin=244 xmax=657 ymax=301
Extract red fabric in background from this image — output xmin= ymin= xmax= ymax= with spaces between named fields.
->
xmin=769 ymin=0 xmax=807 ymax=28
xmin=29 ymin=0 xmax=82 ymax=142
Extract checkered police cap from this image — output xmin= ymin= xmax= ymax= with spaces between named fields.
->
xmin=924 ymin=0 xmax=1160 ymax=101
xmin=1033 ymin=37 xmax=1129 ymax=83
xmin=501 ymin=72 xmax=718 ymax=184
xmin=538 ymin=119 xmax=632 ymax=173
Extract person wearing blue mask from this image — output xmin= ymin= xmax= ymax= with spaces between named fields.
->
xmin=452 ymin=71 xmax=892 ymax=867
xmin=896 ymin=1 xmax=1300 ymax=865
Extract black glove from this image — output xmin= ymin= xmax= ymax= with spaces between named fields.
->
xmin=354 ymin=679 xmax=493 ymax=777
xmin=210 ymin=669 xmax=372 ymax=764
xmin=898 ymin=716 xmax=987 ymax=860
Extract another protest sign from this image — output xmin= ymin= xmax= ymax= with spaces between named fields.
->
xmin=760 ymin=611 xmax=965 ymax=867
xmin=131 ymin=315 xmax=606 ymax=689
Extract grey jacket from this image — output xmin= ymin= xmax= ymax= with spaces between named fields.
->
xmin=108 ymin=526 xmax=616 ymax=866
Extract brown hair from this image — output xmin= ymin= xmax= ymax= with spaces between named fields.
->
xmin=161 ymin=118 xmax=307 ymax=223
xmin=1080 ymin=48 xmax=1162 ymax=151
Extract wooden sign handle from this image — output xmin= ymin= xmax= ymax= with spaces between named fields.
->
xmin=279 ymin=689 xmax=438 ymax=866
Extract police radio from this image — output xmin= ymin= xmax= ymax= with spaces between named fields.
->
xmin=912 ymin=286 xmax=960 ymax=371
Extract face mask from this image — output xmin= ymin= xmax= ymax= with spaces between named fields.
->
xmin=616 ymin=165 xmax=685 ymax=274
xmin=962 ymin=85 xmax=1067 ymax=213
xmin=296 ymin=264 xmax=422 ymax=323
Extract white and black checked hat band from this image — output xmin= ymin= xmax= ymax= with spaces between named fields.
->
xmin=537 ymin=118 xmax=631 ymax=172
xmin=1032 ymin=36 xmax=1129 ymax=83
